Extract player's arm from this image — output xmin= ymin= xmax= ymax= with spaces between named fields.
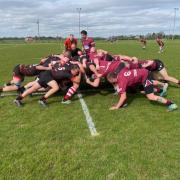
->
xmin=86 ymin=77 xmax=100 ymax=87
xmin=36 ymin=65 xmax=52 ymax=71
xmin=90 ymin=39 xmax=95 ymax=47
xmin=110 ymin=92 xmax=127 ymax=110
xmin=141 ymin=60 xmax=154 ymax=68
xmin=70 ymin=61 xmax=85 ymax=74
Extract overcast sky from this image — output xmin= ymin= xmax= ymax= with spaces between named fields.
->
xmin=0 ymin=0 xmax=179 ymax=37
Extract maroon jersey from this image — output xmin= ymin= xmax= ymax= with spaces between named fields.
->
xmin=117 ymin=68 xmax=149 ymax=94
xmin=156 ymin=38 xmax=164 ymax=46
xmin=82 ymin=37 xmax=94 ymax=55
xmin=99 ymin=60 xmax=122 ymax=77
xmin=20 ymin=64 xmax=40 ymax=76
xmin=140 ymin=39 xmax=146 ymax=44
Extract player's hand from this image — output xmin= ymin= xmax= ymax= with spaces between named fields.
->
xmin=96 ymin=65 xmax=100 ymax=70
xmin=86 ymin=78 xmax=91 ymax=84
xmin=96 ymin=73 xmax=102 ymax=78
xmin=109 ymin=106 xmax=119 ymax=110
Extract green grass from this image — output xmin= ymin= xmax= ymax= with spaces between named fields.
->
xmin=0 ymin=40 xmax=180 ymax=179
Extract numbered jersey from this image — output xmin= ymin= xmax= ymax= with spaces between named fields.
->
xmin=82 ymin=37 xmax=94 ymax=55
xmin=99 ymin=60 xmax=122 ymax=77
xmin=117 ymin=68 xmax=149 ymax=94
xmin=51 ymin=62 xmax=72 ymax=80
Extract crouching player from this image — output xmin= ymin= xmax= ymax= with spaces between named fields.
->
xmin=13 ymin=63 xmax=81 ymax=107
xmin=0 ymin=64 xmax=51 ymax=94
xmin=107 ymin=68 xmax=178 ymax=112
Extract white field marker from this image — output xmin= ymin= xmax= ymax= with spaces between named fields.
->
xmin=77 ymin=93 xmax=99 ymax=137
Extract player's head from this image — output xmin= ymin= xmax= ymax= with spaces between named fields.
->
xmin=71 ymin=43 xmax=77 ymax=50
xmin=69 ymin=34 xmax=74 ymax=41
xmin=90 ymin=47 xmax=96 ymax=53
xmin=71 ymin=64 xmax=80 ymax=76
xmin=81 ymin=30 xmax=87 ymax=39
xmin=64 ymin=51 xmax=72 ymax=59
xmin=107 ymin=72 xmax=117 ymax=83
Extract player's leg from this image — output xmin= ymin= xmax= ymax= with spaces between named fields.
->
xmin=14 ymin=82 xmax=41 ymax=107
xmin=159 ymin=68 xmax=180 ymax=85
xmin=143 ymin=79 xmax=177 ymax=111
xmin=39 ymin=80 xmax=59 ymax=107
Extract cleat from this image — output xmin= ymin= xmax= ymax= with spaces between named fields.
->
xmin=160 ymin=83 xmax=168 ymax=97
xmin=61 ymin=99 xmax=71 ymax=104
xmin=13 ymin=99 xmax=23 ymax=107
xmin=167 ymin=103 xmax=178 ymax=112
xmin=38 ymin=100 xmax=47 ymax=107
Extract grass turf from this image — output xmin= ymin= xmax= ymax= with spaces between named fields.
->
xmin=0 ymin=40 xmax=180 ymax=179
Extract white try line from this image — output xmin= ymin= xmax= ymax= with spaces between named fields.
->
xmin=77 ymin=93 xmax=99 ymax=137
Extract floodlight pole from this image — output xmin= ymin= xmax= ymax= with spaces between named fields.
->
xmin=76 ymin=8 xmax=82 ymax=39
xmin=37 ymin=19 xmax=40 ymax=38
xmin=172 ymin=8 xmax=179 ymax=40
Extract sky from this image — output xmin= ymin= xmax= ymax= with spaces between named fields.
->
xmin=0 ymin=0 xmax=179 ymax=37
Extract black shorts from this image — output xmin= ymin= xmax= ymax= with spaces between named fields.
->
xmin=154 ymin=59 xmax=164 ymax=71
xmin=37 ymin=71 xmax=54 ymax=88
xmin=13 ymin=64 xmax=24 ymax=81
xmin=143 ymin=73 xmax=154 ymax=94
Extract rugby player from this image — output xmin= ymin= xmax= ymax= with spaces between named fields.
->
xmin=139 ymin=36 xmax=147 ymax=49
xmin=81 ymin=30 xmax=95 ymax=55
xmin=107 ymin=68 xmax=178 ymax=111
xmin=64 ymin=34 xmax=78 ymax=51
xmin=0 ymin=64 xmax=51 ymax=94
xmin=156 ymin=36 xmax=164 ymax=53
xmin=14 ymin=62 xmax=81 ymax=107
xmin=136 ymin=59 xmax=180 ymax=86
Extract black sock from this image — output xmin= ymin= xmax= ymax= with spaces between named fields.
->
xmin=40 ymin=96 xmax=47 ymax=102
xmin=16 ymin=95 xmax=23 ymax=101
xmin=6 ymin=82 xmax=11 ymax=86
xmin=18 ymin=86 xmax=26 ymax=93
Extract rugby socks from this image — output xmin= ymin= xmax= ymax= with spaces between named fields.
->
xmin=18 ymin=86 xmax=26 ymax=94
xmin=178 ymin=80 xmax=180 ymax=85
xmin=165 ymin=100 xmax=173 ymax=106
xmin=0 ymin=87 xmax=3 ymax=92
xmin=63 ymin=87 xmax=76 ymax=101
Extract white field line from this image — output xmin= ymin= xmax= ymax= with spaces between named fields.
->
xmin=77 ymin=93 xmax=99 ymax=137
xmin=0 ymin=92 xmax=46 ymax=97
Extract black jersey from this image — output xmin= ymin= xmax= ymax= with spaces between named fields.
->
xmin=19 ymin=64 xmax=40 ymax=76
xmin=51 ymin=62 xmax=73 ymax=80
xmin=42 ymin=56 xmax=60 ymax=67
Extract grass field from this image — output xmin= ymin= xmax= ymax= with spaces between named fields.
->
xmin=0 ymin=40 xmax=180 ymax=179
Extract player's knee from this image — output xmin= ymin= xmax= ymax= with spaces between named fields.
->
xmin=53 ymin=84 xmax=59 ymax=91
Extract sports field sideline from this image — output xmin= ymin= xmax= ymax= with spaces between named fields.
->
xmin=0 ymin=40 xmax=179 ymax=179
